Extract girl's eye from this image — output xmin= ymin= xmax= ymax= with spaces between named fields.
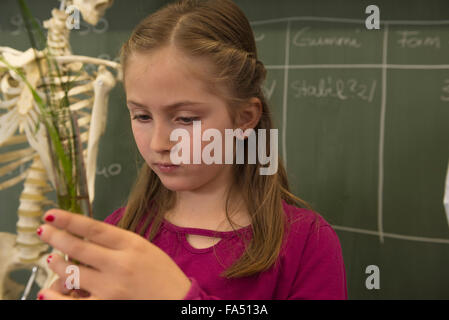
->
xmin=132 ymin=114 xmax=151 ymax=122
xmin=177 ymin=117 xmax=200 ymax=124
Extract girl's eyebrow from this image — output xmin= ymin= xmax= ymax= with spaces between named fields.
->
xmin=126 ymin=100 xmax=205 ymax=110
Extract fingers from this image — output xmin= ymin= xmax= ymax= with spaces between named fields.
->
xmin=42 ymin=209 xmax=134 ymax=250
xmin=45 ymin=250 xmax=103 ymax=297
xmin=69 ymin=289 xmax=93 ymax=299
xmin=48 ymin=273 xmax=71 ymax=295
xmin=37 ymin=288 xmax=98 ymax=300
xmin=38 ymin=223 xmax=112 ymax=271
xmin=37 ymin=289 xmax=74 ymax=300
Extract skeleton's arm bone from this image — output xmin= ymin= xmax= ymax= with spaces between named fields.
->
xmin=55 ymin=55 xmax=120 ymax=70
xmin=56 ymin=55 xmax=122 ymax=81
xmin=86 ymin=65 xmax=116 ymax=202
xmin=0 ymin=47 xmax=23 ymax=56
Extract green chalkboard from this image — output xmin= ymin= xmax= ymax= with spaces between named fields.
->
xmin=0 ymin=0 xmax=448 ymax=299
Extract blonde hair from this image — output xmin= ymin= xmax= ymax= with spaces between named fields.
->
xmin=117 ymin=0 xmax=320 ymax=278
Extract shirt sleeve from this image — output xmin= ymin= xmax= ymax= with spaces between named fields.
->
xmin=287 ymin=225 xmax=348 ymax=300
xmin=182 ymin=277 xmax=222 ymax=300
xmin=103 ymin=207 xmax=125 ymax=225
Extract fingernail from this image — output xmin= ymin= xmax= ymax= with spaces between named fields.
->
xmin=36 ymin=227 xmax=43 ymax=236
xmin=47 ymin=255 xmax=53 ymax=264
xmin=45 ymin=214 xmax=55 ymax=222
xmin=38 ymin=293 xmax=44 ymax=300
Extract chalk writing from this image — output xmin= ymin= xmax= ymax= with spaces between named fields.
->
xmin=291 ymin=77 xmax=377 ymax=102
xmin=96 ymin=163 xmax=122 ymax=178
xmin=262 ymin=80 xmax=277 ymax=100
xmin=293 ymin=26 xmax=362 ymax=48
xmin=440 ymin=79 xmax=449 ymax=102
xmin=396 ymin=31 xmax=440 ymax=49
xmin=254 ymin=32 xmax=265 ymax=42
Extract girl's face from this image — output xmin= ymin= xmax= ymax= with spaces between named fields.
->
xmin=124 ymin=46 xmax=236 ymax=192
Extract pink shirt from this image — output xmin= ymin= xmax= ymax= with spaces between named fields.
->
xmin=104 ymin=200 xmax=348 ymax=300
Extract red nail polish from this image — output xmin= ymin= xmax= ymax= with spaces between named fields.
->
xmin=47 ymin=255 xmax=53 ymax=264
xmin=45 ymin=214 xmax=55 ymax=222
xmin=38 ymin=293 xmax=44 ymax=300
xmin=36 ymin=227 xmax=43 ymax=236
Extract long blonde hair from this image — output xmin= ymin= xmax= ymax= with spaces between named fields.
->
xmin=117 ymin=0 xmax=320 ymax=278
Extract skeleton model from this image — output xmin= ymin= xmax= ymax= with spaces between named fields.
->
xmin=0 ymin=0 xmax=121 ymax=299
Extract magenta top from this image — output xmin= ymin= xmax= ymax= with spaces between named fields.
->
xmin=104 ymin=200 xmax=348 ymax=300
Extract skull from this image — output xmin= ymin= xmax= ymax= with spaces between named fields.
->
xmin=71 ymin=0 xmax=114 ymax=25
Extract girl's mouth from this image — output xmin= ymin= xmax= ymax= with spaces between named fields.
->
xmin=154 ymin=163 xmax=180 ymax=173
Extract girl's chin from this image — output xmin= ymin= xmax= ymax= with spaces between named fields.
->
xmin=157 ymin=177 xmax=202 ymax=192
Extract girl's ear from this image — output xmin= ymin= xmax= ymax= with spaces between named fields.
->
xmin=235 ymin=97 xmax=262 ymax=133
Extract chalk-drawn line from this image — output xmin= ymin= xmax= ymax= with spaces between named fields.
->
xmin=378 ymin=24 xmax=389 ymax=244
xmin=282 ymin=20 xmax=291 ymax=169
xmin=251 ymin=16 xmax=449 ymax=26
xmin=332 ymin=225 xmax=449 ymax=245
xmin=265 ymin=64 xmax=449 ymax=70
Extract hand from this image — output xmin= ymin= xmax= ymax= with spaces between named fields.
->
xmin=36 ymin=209 xmax=192 ymax=300
xmin=45 ymin=274 xmax=93 ymax=299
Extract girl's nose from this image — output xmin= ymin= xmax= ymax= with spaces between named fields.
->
xmin=149 ymin=122 xmax=173 ymax=153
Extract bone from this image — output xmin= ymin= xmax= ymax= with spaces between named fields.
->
xmin=0 ymin=0 xmax=120 ymax=299
xmin=15 ymin=157 xmax=50 ymax=262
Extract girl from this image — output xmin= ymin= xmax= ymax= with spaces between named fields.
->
xmin=36 ymin=0 xmax=347 ymax=300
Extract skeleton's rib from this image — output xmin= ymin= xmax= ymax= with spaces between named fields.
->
xmin=80 ymin=131 xmax=89 ymax=144
xmin=0 ymin=134 xmax=27 ymax=147
xmin=69 ymin=98 xmax=94 ymax=111
xmin=0 ymin=111 xmax=20 ymax=137
xmin=0 ymin=148 xmax=35 ymax=163
xmin=0 ymin=109 xmax=20 ymax=144
xmin=67 ymin=82 xmax=94 ymax=96
xmin=53 ymin=82 xmax=94 ymax=101
xmin=0 ymin=170 xmax=28 ymax=190
xmin=41 ymin=74 xmax=92 ymax=86
xmin=0 ymin=97 xmax=19 ymax=109
xmin=0 ymin=153 xmax=35 ymax=176
xmin=77 ymin=114 xmax=92 ymax=127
